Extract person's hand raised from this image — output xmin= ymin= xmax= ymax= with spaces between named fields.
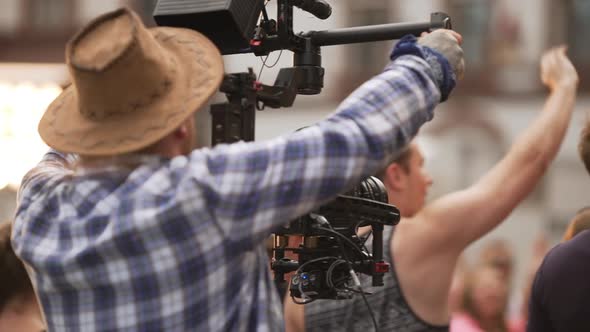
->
xmin=541 ymin=46 xmax=578 ymax=90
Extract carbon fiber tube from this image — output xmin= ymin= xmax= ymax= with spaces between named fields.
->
xmin=307 ymin=12 xmax=451 ymax=47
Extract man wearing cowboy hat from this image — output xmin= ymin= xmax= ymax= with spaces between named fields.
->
xmin=11 ymin=7 xmax=463 ymax=332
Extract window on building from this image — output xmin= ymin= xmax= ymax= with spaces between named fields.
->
xmin=336 ymin=1 xmax=391 ymax=98
xmin=77 ymin=0 xmax=122 ymax=27
xmin=550 ymin=0 xmax=590 ymax=91
xmin=134 ymin=0 xmax=159 ymax=26
xmin=349 ymin=7 xmax=391 ymax=73
xmin=447 ymin=0 xmax=491 ymax=69
xmin=566 ymin=0 xmax=590 ymax=63
xmin=0 ymin=0 xmax=19 ymax=37
xmin=28 ymin=0 xmax=72 ymax=33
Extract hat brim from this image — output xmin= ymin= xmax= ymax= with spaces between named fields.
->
xmin=38 ymin=27 xmax=224 ymax=156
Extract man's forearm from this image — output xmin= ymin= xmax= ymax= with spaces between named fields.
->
xmin=327 ymin=55 xmax=440 ymax=161
xmin=509 ymin=84 xmax=577 ymax=173
xmin=436 ymin=50 xmax=577 ymax=248
xmin=509 ymin=47 xmax=579 ymax=172
xmin=323 ymin=35 xmax=457 ymax=168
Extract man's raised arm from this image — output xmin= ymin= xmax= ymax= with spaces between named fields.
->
xmin=422 ymin=46 xmax=578 ymax=250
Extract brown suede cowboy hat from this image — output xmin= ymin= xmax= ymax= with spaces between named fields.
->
xmin=38 ymin=7 xmax=224 ymax=156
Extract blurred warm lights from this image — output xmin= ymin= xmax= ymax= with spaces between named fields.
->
xmin=0 ymin=82 xmax=62 ymax=189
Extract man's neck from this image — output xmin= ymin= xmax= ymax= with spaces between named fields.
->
xmin=77 ymin=153 xmax=166 ymax=174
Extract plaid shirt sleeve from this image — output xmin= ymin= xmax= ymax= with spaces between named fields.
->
xmin=16 ymin=150 xmax=78 ymax=207
xmin=175 ymin=52 xmax=444 ymax=247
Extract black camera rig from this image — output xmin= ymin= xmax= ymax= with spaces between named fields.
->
xmin=154 ymin=0 xmax=451 ymax=144
xmin=154 ymin=0 xmax=450 ymax=302
xmin=272 ymin=176 xmax=400 ymax=301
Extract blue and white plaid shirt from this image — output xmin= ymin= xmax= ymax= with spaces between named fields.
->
xmin=12 ymin=42 xmax=449 ymax=331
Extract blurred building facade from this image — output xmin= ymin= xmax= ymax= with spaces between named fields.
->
xmin=1 ymin=0 xmax=590 ymax=304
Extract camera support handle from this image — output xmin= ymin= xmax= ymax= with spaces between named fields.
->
xmin=211 ymin=8 xmax=451 ymax=145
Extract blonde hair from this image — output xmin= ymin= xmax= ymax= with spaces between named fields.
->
xmin=562 ymin=207 xmax=590 ymax=241
xmin=461 ymin=264 xmax=509 ymax=332
xmin=375 ymin=145 xmax=414 ymax=180
xmin=579 ymin=121 xmax=590 ymax=174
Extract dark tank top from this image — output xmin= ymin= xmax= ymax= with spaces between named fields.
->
xmin=303 ymin=225 xmax=449 ymax=331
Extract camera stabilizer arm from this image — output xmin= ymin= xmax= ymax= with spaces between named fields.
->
xmin=210 ymin=1 xmax=451 ymax=144
xmin=154 ymin=0 xmax=451 ymax=144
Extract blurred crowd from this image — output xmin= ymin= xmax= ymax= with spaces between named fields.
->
xmin=448 ymin=206 xmax=590 ymax=332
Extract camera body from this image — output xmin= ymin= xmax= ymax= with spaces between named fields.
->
xmin=272 ymin=176 xmax=399 ymax=300
xmin=154 ymin=0 xmax=266 ymax=55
